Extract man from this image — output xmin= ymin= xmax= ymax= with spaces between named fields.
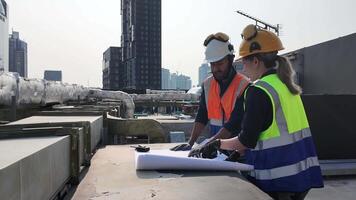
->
xmin=171 ymin=32 xmax=250 ymax=151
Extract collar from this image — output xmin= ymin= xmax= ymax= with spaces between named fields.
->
xmin=261 ymin=68 xmax=276 ymax=78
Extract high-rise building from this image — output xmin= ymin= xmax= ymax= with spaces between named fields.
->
xmin=0 ymin=0 xmax=9 ymax=72
xmin=161 ymin=68 xmax=170 ymax=89
xmin=44 ymin=70 xmax=62 ymax=81
xmin=169 ymin=72 xmax=191 ymax=90
xmin=102 ymin=47 xmax=124 ymax=90
xmin=198 ymin=63 xmax=210 ymax=86
xmin=169 ymin=72 xmax=177 ymax=89
xmin=9 ymin=31 xmax=28 ymax=77
xmin=176 ymin=74 xmax=191 ymax=90
xmin=121 ymin=0 xmax=161 ymax=91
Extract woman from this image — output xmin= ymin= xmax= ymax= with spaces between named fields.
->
xmin=189 ymin=25 xmax=324 ymax=200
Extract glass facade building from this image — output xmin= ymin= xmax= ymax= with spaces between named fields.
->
xmin=198 ymin=63 xmax=211 ymax=86
xmin=121 ymin=0 xmax=161 ymax=91
xmin=161 ymin=68 xmax=170 ymax=89
xmin=9 ymin=31 xmax=28 ymax=77
xmin=102 ymin=47 xmax=124 ymax=90
xmin=44 ymin=70 xmax=62 ymax=82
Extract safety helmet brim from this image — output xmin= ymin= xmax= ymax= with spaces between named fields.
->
xmin=239 ymin=25 xmax=284 ymax=58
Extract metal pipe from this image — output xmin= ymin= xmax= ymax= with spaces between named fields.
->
xmin=131 ymin=93 xmax=199 ymax=102
xmin=87 ymin=89 xmax=135 ymax=118
xmin=0 ymin=72 xmax=135 ymax=118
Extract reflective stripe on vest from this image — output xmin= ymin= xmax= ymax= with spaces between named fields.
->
xmin=245 ymin=74 xmax=323 ymax=192
xmin=253 ymin=127 xmax=311 ymax=151
xmin=210 ymin=119 xmax=223 ymax=126
xmin=249 ymin=156 xmax=320 ymax=180
xmin=203 ymin=73 xmax=249 ymax=127
xmin=252 ymin=80 xmax=310 ymax=150
xmin=255 ymin=78 xmax=311 ymax=150
xmin=203 ymin=76 xmax=212 ymax=111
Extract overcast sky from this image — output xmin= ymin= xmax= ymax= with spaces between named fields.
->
xmin=7 ymin=0 xmax=356 ymax=87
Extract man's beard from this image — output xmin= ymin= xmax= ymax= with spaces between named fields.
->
xmin=213 ymin=67 xmax=231 ymax=81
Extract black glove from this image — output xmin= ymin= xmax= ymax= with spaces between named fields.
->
xmin=170 ymin=143 xmax=192 ymax=151
xmin=224 ymin=150 xmax=241 ymax=162
xmin=188 ymin=140 xmax=221 ymax=159
xmin=130 ymin=145 xmax=150 ymax=152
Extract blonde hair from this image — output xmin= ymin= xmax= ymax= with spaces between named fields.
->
xmin=245 ymin=53 xmax=302 ymax=95
xmin=276 ymin=56 xmax=302 ymax=95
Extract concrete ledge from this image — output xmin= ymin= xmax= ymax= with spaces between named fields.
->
xmin=320 ymin=159 xmax=356 ymax=176
xmin=9 ymin=115 xmax=103 ymax=152
xmin=0 ymin=136 xmax=70 ymax=200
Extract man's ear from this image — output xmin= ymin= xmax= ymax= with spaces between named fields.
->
xmin=228 ymin=55 xmax=235 ymax=63
xmin=230 ymin=54 xmax=235 ymax=60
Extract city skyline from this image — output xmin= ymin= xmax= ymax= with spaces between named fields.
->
xmin=161 ymin=67 xmax=192 ymax=90
xmin=6 ymin=0 xmax=356 ymax=87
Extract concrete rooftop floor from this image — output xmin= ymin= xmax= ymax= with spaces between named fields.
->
xmin=70 ymin=144 xmax=356 ymax=200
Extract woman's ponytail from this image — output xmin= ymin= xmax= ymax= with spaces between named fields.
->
xmin=276 ymin=56 xmax=302 ymax=95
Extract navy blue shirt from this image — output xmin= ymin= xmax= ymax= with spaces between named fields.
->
xmin=195 ymin=70 xmax=247 ymax=136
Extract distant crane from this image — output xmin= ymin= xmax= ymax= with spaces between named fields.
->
xmin=236 ymin=10 xmax=281 ymax=36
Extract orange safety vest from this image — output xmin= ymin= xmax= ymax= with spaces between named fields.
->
xmin=203 ymin=73 xmax=249 ymax=127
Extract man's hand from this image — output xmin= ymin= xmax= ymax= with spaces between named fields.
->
xmin=170 ymin=143 xmax=192 ymax=151
xmin=188 ymin=140 xmax=221 ymax=159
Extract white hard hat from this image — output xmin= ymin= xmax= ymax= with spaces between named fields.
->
xmin=204 ymin=39 xmax=234 ymax=63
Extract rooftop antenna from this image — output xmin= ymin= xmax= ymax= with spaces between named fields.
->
xmin=236 ymin=10 xmax=281 ymax=36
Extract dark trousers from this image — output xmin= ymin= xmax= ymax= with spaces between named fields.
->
xmin=267 ymin=190 xmax=309 ymax=200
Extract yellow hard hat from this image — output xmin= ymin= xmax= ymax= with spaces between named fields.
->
xmin=239 ymin=24 xmax=284 ymax=58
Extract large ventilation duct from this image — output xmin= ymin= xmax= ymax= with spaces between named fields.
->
xmin=131 ymin=93 xmax=200 ymax=102
xmin=87 ymin=89 xmax=134 ymax=118
xmin=0 ymin=72 xmax=134 ymax=118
